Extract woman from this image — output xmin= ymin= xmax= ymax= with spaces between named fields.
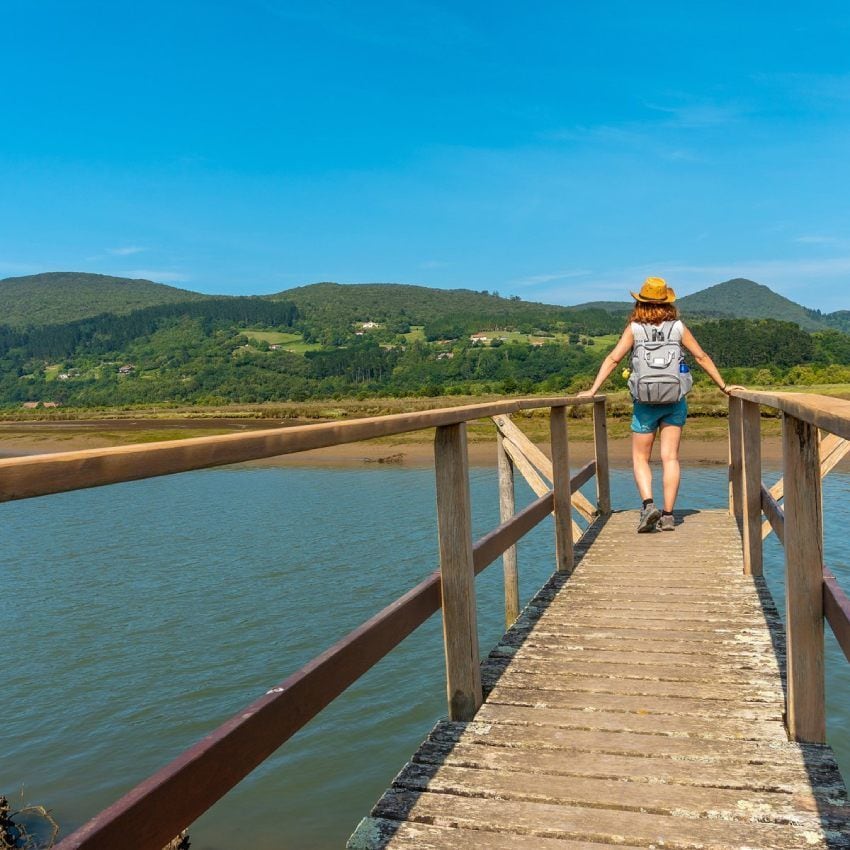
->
xmin=578 ymin=276 xmax=742 ymax=533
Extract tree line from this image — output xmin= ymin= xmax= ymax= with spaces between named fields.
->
xmin=3 ymin=311 xmax=850 ymax=407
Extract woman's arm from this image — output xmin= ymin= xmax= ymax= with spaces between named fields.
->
xmin=577 ymin=326 xmax=634 ymax=397
xmin=680 ymin=326 xmax=743 ymax=394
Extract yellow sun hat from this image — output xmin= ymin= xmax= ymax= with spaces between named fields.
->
xmin=630 ymin=276 xmax=676 ymax=303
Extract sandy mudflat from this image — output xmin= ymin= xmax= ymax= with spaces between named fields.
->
xmin=249 ymin=436 xmax=786 ymax=468
xmin=0 ymin=425 xmax=788 ymax=468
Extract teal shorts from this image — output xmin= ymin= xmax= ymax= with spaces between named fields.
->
xmin=631 ymin=398 xmax=688 ymax=433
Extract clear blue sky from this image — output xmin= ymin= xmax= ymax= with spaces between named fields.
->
xmin=3 ymin=1 xmax=850 ymax=310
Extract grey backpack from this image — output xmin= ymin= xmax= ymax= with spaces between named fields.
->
xmin=627 ymin=320 xmax=693 ymax=404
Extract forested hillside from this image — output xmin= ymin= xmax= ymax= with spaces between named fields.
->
xmin=273 ymin=282 xmax=623 ymax=343
xmin=2 ymin=274 xmax=849 ymax=408
xmin=0 ymin=272 xmax=211 ymax=326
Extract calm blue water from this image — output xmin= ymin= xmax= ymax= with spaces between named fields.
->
xmin=2 ymin=461 xmax=849 ymax=848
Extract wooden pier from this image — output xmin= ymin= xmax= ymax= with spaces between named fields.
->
xmin=350 ymin=509 xmax=850 ymax=848
xmin=3 ymin=391 xmax=850 ymax=849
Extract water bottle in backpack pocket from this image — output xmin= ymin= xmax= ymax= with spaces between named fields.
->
xmin=627 ymin=320 xmax=693 ymax=404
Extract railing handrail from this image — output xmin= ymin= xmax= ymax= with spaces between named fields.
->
xmin=40 ymin=399 xmax=610 ymax=850
xmin=727 ymin=390 xmax=850 ymax=745
xmin=0 ymin=395 xmax=599 ymax=503
xmin=729 ymin=388 xmax=850 ymax=440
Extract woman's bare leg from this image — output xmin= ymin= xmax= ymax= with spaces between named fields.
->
xmin=631 ymin=431 xmax=656 ymax=501
xmin=659 ymin=423 xmax=683 ymax=512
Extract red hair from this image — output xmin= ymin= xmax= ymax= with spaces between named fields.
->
xmin=627 ymin=301 xmax=678 ymax=325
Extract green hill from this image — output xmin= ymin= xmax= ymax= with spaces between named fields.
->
xmin=676 ymin=279 xmax=827 ymax=330
xmin=0 ymin=272 xmax=211 ymax=326
xmin=272 ymin=281 xmax=598 ymax=324
xmin=0 ymin=273 xmax=848 ymax=407
xmin=270 ymin=281 xmax=621 ymax=341
xmin=575 ymin=278 xmax=838 ymax=331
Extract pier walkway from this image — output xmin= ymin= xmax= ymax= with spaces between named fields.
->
xmin=4 ymin=390 xmax=850 ymax=849
xmin=350 ymin=509 xmax=850 ymax=849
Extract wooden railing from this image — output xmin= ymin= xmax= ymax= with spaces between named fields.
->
xmin=727 ymin=390 xmax=850 ymax=744
xmin=0 ymin=396 xmax=610 ymax=850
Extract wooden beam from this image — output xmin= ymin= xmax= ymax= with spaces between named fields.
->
xmin=491 ymin=414 xmax=595 ymax=522
xmin=729 ymin=389 xmax=850 ymax=442
xmin=593 ymin=399 xmax=611 ymax=515
xmin=496 ymin=432 xmax=519 ymax=628
xmin=761 ymin=434 xmax=850 ymax=540
xmin=0 ymin=396 xmax=602 ymax=504
xmin=499 ymin=436 xmax=583 ymax=542
xmin=500 ymin=436 xmax=550 ymax=498
xmin=472 ymin=491 xmax=554 ymax=576
xmin=782 ymin=412 xmax=825 ymax=743
xmin=740 ymin=400 xmax=763 ymax=576
xmin=760 ymin=484 xmax=785 ymax=545
xmin=824 ymin=567 xmax=850 ymax=665
xmin=434 ymin=423 xmax=482 ymax=722
xmin=728 ymin=396 xmax=743 ymax=524
xmin=550 ymin=407 xmax=574 ymax=574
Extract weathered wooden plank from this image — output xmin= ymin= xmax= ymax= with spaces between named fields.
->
xmin=741 ymin=399 xmax=763 ymax=575
xmin=824 ymin=566 xmax=850 ymax=664
xmin=731 ymin=389 xmax=850 ymax=444
xmin=492 ymin=413 xmax=596 ymax=522
xmin=412 ymin=738 xmax=845 ymax=795
xmin=782 ymin=412 xmax=826 ymax=743
xmin=353 ymin=508 xmax=850 ymax=850
xmin=507 ymin=621 xmax=779 ymax=647
xmin=429 ymin=720 xmax=807 ymax=763
xmin=0 ymin=396 xmax=598 ymax=504
xmin=728 ymin=395 xmax=744 ymax=521
xmin=371 ymin=789 xmax=848 ymax=849
xmin=480 ymin=669 xmax=783 ymax=702
xmin=434 ymin=423 xmax=481 ymax=721
xmin=392 ymin=761 xmax=846 ymax=824
xmin=482 ymin=656 xmax=784 ymax=688
xmin=348 ymin=818 xmax=646 ymax=850
xmin=495 ymin=636 xmax=782 ymax=662
xmin=498 ymin=436 xmax=583 ymax=544
xmin=489 ymin=644 xmax=782 ymax=674
xmin=549 ymin=407 xmax=574 ymax=574
xmin=484 ymin=687 xmax=784 ymax=721
xmin=474 ymin=701 xmax=788 ymax=741
xmin=762 ymin=483 xmax=786 ymax=544
xmin=592 ymin=398 xmax=611 ymax=515
xmin=496 ymin=431 xmax=519 ymax=628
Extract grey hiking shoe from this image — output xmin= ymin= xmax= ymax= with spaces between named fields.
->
xmin=637 ymin=502 xmax=662 ymax=533
xmin=658 ymin=513 xmax=675 ymax=531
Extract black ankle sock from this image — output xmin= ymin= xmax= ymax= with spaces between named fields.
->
xmin=642 ymin=498 xmax=653 ymax=508
xmin=662 ymin=510 xmax=673 ymax=516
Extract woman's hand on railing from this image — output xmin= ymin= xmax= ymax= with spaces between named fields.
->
xmin=723 ymin=384 xmax=747 ymax=395
xmin=576 ymin=390 xmax=595 ymax=398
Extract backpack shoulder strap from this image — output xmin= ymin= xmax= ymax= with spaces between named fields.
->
xmin=630 ymin=321 xmax=650 ymax=342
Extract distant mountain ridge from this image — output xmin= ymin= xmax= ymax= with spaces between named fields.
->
xmin=574 ymin=278 xmax=849 ymax=332
xmin=1 ymin=271 xmax=847 ymax=332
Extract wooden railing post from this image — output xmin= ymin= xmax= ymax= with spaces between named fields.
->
xmin=593 ymin=398 xmax=611 ymax=516
xmin=550 ymin=406 xmax=574 ymax=574
xmin=740 ymin=400 xmax=763 ymax=576
xmin=496 ymin=431 xmax=520 ymax=627
xmin=434 ymin=422 xmax=482 ymax=721
xmin=728 ymin=395 xmax=744 ymax=525
xmin=782 ymin=412 xmax=826 ymax=743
